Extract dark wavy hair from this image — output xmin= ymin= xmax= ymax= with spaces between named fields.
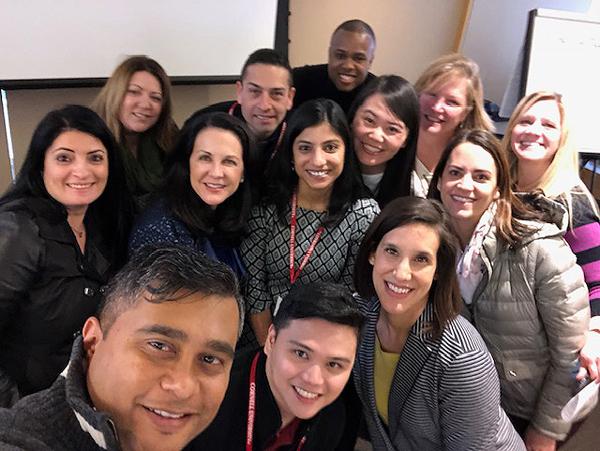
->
xmin=353 ymin=197 xmax=462 ymax=339
xmin=163 ymin=112 xmax=258 ymax=244
xmin=349 ymin=75 xmax=420 ymax=207
xmin=264 ymin=98 xmax=368 ymax=227
xmin=0 ymin=104 xmax=134 ymax=266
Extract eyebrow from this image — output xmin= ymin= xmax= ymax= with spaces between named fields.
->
xmin=363 ymin=109 xmax=403 ymax=127
xmin=137 ymin=324 xmax=188 ymax=341
xmin=206 ymin=340 xmax=235 ymax=359
xmin=51 ymin=147 xmax=105 ymax=154
xmin=288 ymin=339 xmax=353 ymax=364
xmin=198 ymin=149 xmax=241 ymax=160
xmin=128 ymin=83 xmax=162 ymax=95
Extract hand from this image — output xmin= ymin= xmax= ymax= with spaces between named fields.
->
xmin=577 ymin=329 xmax=600 ymax=382
xmin=524 ymin=427 xmax=556 ymax=451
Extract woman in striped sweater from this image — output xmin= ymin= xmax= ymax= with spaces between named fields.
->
xmin=502 ymin=91 xmax=600 ymax=382
xmin=352 ymin=196 xmax=523 ymax=450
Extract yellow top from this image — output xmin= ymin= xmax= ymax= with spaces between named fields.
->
xmin=374 ymin=336 xmax=400 ymax=425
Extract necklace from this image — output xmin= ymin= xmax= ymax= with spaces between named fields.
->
xmin=70 ymin=224 xmax=85 ymax=239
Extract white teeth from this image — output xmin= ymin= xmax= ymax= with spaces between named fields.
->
xmin=339 ymin=74 xmax=355 ymax=81
xmin=256 ymin=115 xmax=273 ymax=120
xmin=67 ymin=183 xmax=92 ymax=189
xmin=205 ymin=183 xmax=225 ymax=189
xmin=133 ymin=112 xmax=149 ymax=119
xmin=362 ymin=143 xmax=382 ymax=154
xmin=386 ymin=282 xmax=411 ymax=294
xmin=424 ymin=114 xmax=443 ymax=123
xmin=307 ymin=170 xmax=328 ymax=177
xmin=294 ymin=386 xmax=319 ymax=399
xmin=149 ymin=408 xmax=185 ymax=419
xmin=451 ymin=195 xmax=473 ymax=203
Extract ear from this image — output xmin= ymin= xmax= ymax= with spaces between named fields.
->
xmin=368 ymin=252 xmax=375 ymax=266
xmin=286 ymin=87 xmax=296 ymax=111
xmin=263 ymin=324 xmax=277 ymax=356
xmin=235 ymin=80 xmax=243 ymax=104
xmin=436 ymin=178 xmax=441 ymax=192
xmin=493 ymin=188 xmax=500 ymax=200
xmin=82 ymin=317 xmax=104 ymax=360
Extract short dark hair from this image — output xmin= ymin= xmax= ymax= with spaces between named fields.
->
xmin=348 ymin=75 xmax=419 ymax=207
xmin=353 ymin=197 xmax=462 ymax=339
xmin=0 ymin=104 xmax=134 ymax=266
xmin=163 ymin=112 xmax=258 ymax=244
xmin=334 ymin=19 xmax=376 ymax=46
xmin=98 ymin=244 xmax=244 ymax=337
xmin=265 ymin=98 xmax=368 ymax=227
xmin=240 ymin=48 xmax=292 ymax=86
xmin=272 ymin=282 xmax=365 ymax=337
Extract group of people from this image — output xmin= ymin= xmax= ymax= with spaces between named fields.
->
xmin=0 ymin=17 xmax=598 ymax=451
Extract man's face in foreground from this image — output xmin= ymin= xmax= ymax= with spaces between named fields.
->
xmin=83 ymin=292 xmax=239 ymax=451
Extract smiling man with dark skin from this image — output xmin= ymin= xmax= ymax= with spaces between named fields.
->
xmin=293 ymin=19 xmax=376 ymax=114
xmin=0 ymin=245 xmax=243 ymax=451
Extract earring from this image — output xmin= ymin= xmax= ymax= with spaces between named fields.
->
xmin=291 ymin=162 xmax=295 ymax=173
xmin=240 ymin=176 xmax=245 ymax=183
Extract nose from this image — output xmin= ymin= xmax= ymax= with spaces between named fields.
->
xmin=524 ymin=120 xmax=543 ymax=136
xmin=431 ymin=97 xmax=446 ymax=113
xmin=257 ymin=92 xmax=271 ymax=110
xmin=209 ymin=162 xmax=224 ymax=178
xmin=310 ymin=149 xmax=326 ymax=166
xmin=393 ymin=257 xmax=412 ymax=280
xmin=457 ymin=173 xmax=474 ymax=190
xmin=160 ymin=362 xmax=199 ymax=400
xmin=301 ymin=363 xmax=324 ymax=386
xmin=71 ymin=159 xmax=90 ymax=178
xmin=369 ymin=127 xmax=385 ymax=142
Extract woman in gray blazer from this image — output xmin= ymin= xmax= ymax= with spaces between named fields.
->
xmin=352 ymin=197 xmax=523 ymax=450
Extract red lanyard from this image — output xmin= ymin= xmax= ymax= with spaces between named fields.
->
xmin=289 ymin=192 xmax=324 ymax=284
xmin=246 ymin=352 xmax=306 ymax=451
xmin=228 ymin=101 xmax=286 ymax=160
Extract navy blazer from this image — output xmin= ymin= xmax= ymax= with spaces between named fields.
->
xmin=352 ymin=297 xmax=524 ymax=450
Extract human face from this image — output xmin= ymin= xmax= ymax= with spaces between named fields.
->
xmin=189 ymin=127 xmax=244 ymax=208
xmin=43 ymin=130 xmax=108 ymax=215
xmin=419 ymin=77 xmax=469 ymax=140
xmin=293 ymin=122 xmax=345 ymax=200
xmin=511 ymin=99 xmax=561 ymax=167
xmin=83 ymin=292 xmax=240 ymax=451
xmin=369 ymin=223 xmax=439 ymax=322
xmin=328 ymin=30 xmax=375 ymax=92
xmin=352 ymin=93 xmax=409 ymax=174
xmin=236 ymin=64 xmax=295 ymax=139
xmin=119 ymin=71 xmax=163 ymax=134
xmin=438 ymin=142 xmax=499 ymax=237
xmin=264 ymin=318 xmax=357 ymax=426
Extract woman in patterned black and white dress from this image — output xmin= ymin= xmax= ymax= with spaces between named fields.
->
xmin=241 ymin=99 xmax=379 ymax=346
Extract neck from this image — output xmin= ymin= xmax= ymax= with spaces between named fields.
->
xmin=451 ymin=217 xmax=477 ymax=249
xmin=361 ymin=163 xmax=385 ymax=176
xmin=516 ymin=160 xmax=548 ymax=192
xmin=416 ymin=131 xmax=449 ymax=172
xmin=66 ymin=208 xmax=87 ymax=229
xmin=265 ymin=359 xmax=296 ymax=430
xmin=377 ymin=311 xmax=412 ymax=353
xmin=123 ymin=131 xmax=140 ymax=156
xmin=296 ymin=183 xmax=331 ymax=212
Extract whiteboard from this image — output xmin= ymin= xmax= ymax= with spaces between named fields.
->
xmin=0 ymin=0 xmax=283 ymax=87
xmin=524 ymin=8 xmax=600 ymax=153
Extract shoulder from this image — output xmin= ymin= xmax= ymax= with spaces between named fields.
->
xmin=568 ymin=184 xmax=600 ymax=225
xmin=350 ymin=198 xmax=380 ymax=216
xmin=439 ymin=315 xmax=489 ymax=356
xmin=292 ymin=64 xmax=326 ymax=81
xmin=189 ymin=100 xmax=236 ymax=118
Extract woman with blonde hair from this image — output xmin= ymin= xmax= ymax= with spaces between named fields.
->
xmin=502 ymin=90 xmax=600 ymax=382
xmin=412 ymin=53 xmax=493 ymax=197
xmin=92 ymin=56 xmax=178 ymax=201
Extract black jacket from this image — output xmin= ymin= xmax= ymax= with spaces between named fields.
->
xmin=0 ymin=197 xmax=111 ymax=406
xmin=188 ymin=349 xmax=356 ymax=451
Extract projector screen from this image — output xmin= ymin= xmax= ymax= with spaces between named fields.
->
xmin=0 ymin=0 xmax=287 ymax=88
xmin=523 ymin=8 xmax=600 ymax=153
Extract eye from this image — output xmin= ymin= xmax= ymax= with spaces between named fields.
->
xmin=201 ymin=354 xmax=224 ymax=366
xmin=148 ymin=340 xmax=172 ymax=352
xmin=150 ymin=95 xmax=163 ymax=103
xmin=328 ymin=361 xmax=344 ymax=370
xmin=324 ymin=143 xmax=339 ymax=153
xmin=294 ymin=349 xmax=308 ymax=360
xmin=363 ymin=116 xmax=375 ymax=125
xmin=446 ymin=99 xmax=460 ymax=107
xmin=543 ymin=121 xmax=557 ymax=130
xmin=127 ymin=88 xmax=141 ymax=96
xmin=271 ymin=91 xmax=284 ymax=99
xmin=89 ymin=153 xmax=105 ymax=163
xmin=388 ymin=126 xmax=402 ymax=135
xmin=415 ymin=255 xmax=430 ymax=264
xmin=249 ymin=88 xmax=261 ymax=96
xmin=353 ymin=55 xmax=367 ymax=63
xmin=297 ymin=144 xmax=311 ymax=153
xmin=223 ymin=158 xmax=238 ymax=167
xmin=55 ymin=153 xmax=71 ymax=163
xmin=447 ymin=168 xmax=460 ymax=177
xmin=335 ymin=51 xmax=346 ymax=60
xmin=198 ymin=154 xmax=211 ymax=162
xmin=475 ymin=173 xmax=490 ymax=182
xmin=383 ymin=246 xmax=398 ymax=256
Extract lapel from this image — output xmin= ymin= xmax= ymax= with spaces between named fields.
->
xmin=356 ymin=298 xmax=437 ymax=445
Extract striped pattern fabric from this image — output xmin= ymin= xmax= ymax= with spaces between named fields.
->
xmin=353 ymin=297 xmax=524 ymax=451
xmin=561 ymin=187 xmax=600 ymax=316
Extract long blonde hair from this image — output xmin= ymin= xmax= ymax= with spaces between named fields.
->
xmin=91 ymin=56 xmax=177 ymax=152
xmin=414 ymin=53 xmax=493 ymax=132
xmin=501 ymin=91 xmax=598 ymax=219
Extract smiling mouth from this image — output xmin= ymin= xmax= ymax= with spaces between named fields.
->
xmin=451 ymin=194 xmax=474 ymax=203
xmin=306 ymin=169 xmax=329 ymax=178
xmin=360 ymin=142 xmax=383 ymax=155
xmin=255 ymin=114 xmax=275 ymax=122
xmin=144 ymin=406 xmax=190 ymax=420
xmin=132 ymin=112 xmax=152 ymax=119
xmin=385 ymin=281 xmax=412 ymax=295
xmin=67 ymin=183 xmax=93 ymax=189
xmin=293 ymin=386 xmax=320 ymax=400
xmin=338 ymin=73 xmax=356 ymax=83
xmin=424 ymin=114 xmax=444 ymax=124
xmin=204 ymin=182 xmax=226 ymax=190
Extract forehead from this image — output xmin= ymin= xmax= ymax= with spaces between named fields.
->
xmin=46 ymin=130 xmax=105 ymax=153
xmin=521 ymin=99 xmax=561 ymax=120
xmin=357 ymin=93 xmax=402 ymax=123
xmin=106 ymin=291 xmax=240 ymax=347
xmin=379 ymin=223 xmax=440 ymax=254
xmin=129 ymin=70 xmax=161 ymax=90
xmin=275 ymin=317 xmax=358 ymax=356
xmin=192 ymin=127 xmax=243 ymax=156
xmin=242 ymin=63 xmax=291 ymax=88
xmin=330 ymin=30 xmax=373 ymax=54
xmin=426 ymin=74 xmax=468 ymax=98
xmin=294 ymin=122 xmax=342 ymax=142
xmin=448 ymin=142 xmax=496 ymax=172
